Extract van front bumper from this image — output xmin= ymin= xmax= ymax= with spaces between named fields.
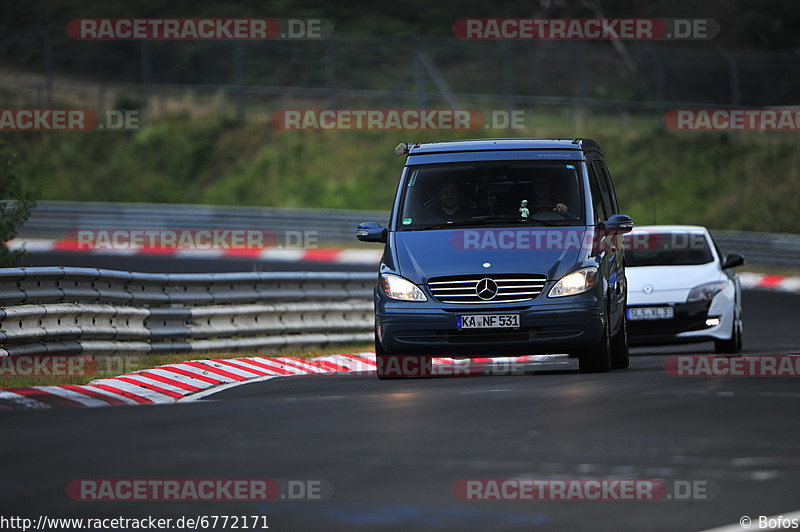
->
xmin=376 ymin=302 xmax=605 ymax=357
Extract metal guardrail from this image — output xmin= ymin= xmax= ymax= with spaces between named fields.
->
xmin=712 ymin=231 xmax=800 ymax=268
xmin=16 ymin=201 xmax=388 ymax=244
xmin=0 ymin=267 xmax=375 ymax=357
xmin=15 ymin=201 xmax=800 ymax=266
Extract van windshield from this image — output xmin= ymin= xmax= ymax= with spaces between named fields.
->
xmin=397 ymin=161 xmax=584 ymax=230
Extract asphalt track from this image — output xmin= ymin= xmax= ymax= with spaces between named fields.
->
xmin=0 ymin=289 xmax=798 ymax=532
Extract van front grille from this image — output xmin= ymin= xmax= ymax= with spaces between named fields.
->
xmin=428 ymin=274 xmax=547 ymax=304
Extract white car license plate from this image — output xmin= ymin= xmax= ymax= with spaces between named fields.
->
xmin=457 ymin=314 xmax=520 ymax=329
xmin=627 ymin=307 xmax=674 ymax=320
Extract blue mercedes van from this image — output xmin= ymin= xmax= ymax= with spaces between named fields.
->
xmin=357 ymin=138 xmax=633 ymax=377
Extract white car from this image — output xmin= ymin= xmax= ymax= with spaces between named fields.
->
xmin=623 ymin=225 xmax=744 ymax=353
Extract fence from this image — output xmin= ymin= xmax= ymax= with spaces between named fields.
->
xmin=0 ymin=267 xmax=375 ymax=357
xmin=14 ymin=201 xmax=800 ymax=267
xmin=3 ymin=33 xmax=800 ymax=122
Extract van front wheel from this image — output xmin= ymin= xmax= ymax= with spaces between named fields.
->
xmin=375 ymin=334 xmax=432 ymax=379
xmin=578 ymin=313 xmax=612 ymax=373
xmin=610 ymin=312 xmax=630 ymax=369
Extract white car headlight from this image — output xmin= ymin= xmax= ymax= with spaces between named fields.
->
xmin=687 ymin=281 xmax=726 ymax=302
xmin=380 ymin=274 xmax=427 ymax=302
xmin=548 ymin=267 xmax=598 ymax=298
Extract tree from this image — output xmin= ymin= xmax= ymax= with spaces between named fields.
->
xmin=0 ymin=141 xmax=36 ymax=267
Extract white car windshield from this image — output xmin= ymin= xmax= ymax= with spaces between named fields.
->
xmin=624 ymin=232 xmax=714 ymax=266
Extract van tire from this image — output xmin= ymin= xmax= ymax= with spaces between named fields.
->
xmin=610 ymin=312 xmax=630 ymax=369
xmin=578 ymin=312 xmax=612 ymax=373
xmin=375 ymin=333 xmax=397 ymax=380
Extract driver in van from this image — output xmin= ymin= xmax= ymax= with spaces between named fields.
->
xmin=531 ymin=174 xmax=569 ymax=216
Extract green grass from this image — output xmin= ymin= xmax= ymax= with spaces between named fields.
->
xmin=4 ymin=109 xmax=800 ymax=233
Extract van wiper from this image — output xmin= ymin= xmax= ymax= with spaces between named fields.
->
xmin=476 ymin=215 xmax=562 ymax=226
xmin=412 ymin=215 xmax=559 ymax=231
xmin=412 ymin=220 xmax=490 ymax=231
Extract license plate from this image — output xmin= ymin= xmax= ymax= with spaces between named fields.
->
xmin=627 ymin=306 xmax=674 ymax=320
xmin=457 ymin=314 xmax=520 ymax=329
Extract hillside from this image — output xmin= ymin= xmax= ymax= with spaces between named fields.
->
xmin=3 ymin=112 xmax=799 ymax=233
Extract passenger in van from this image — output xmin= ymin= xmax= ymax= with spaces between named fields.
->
xmin=422 ymin=180 xmax=479 ymax=219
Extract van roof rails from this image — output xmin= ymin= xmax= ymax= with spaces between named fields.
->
xmin=573 ymin=138 xmax=603 ymax=155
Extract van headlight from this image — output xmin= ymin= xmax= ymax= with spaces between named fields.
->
xmin=380 ymin=274 xmax=428 ymax=302
xmin=687 ymin=281 xmax=726 ymax=302
xmin=548 ymin=267 xmax=598 ymax=298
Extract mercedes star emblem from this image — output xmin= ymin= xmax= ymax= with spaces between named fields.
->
xmin=643 ymin=284 xmax=654 ymax=294
xmin=476 ymin=278 xmax=499 ymax=300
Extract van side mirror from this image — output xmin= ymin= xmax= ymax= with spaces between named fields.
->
xmin=599 ymin=214 xmax=634 ymax=235
xmin=722 ymin=253 xmax=745 ymax=269
xmin=356 ymin=222 xmax=387 ymax=243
